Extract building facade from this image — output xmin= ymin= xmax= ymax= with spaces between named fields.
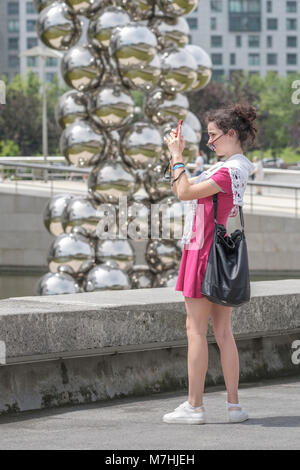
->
xmin=0 ymin=0 xmax=20 ymax=81
xmin=187 ymin=0 xmax=300 ymax=81
xmin=1 ymin=0 xmax=299 ymax=83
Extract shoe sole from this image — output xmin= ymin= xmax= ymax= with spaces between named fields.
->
xmin=163 ymin=417 xmax=206 ymax=425
xmin=228 ymin=416 xmax=249 ymax=423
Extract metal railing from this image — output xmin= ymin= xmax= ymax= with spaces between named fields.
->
xmin=0 ymin=160 xmax=299 ymax=216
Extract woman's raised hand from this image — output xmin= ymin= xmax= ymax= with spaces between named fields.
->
xmin=164 ymin=125 xmax=185 ymax=161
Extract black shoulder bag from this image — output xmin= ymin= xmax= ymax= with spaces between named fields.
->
xmin=201 ymin=193 xmax=251 ymax=307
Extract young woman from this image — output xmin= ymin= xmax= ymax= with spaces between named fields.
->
xmin=163 ymin=103 xmax=257 ymax=425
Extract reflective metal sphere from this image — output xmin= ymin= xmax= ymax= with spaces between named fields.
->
xmin=143 ymin=164 xmax=172 ymax=202
xmin=184 ymin=111 xmax=202 ymax=142
xmin=62 ymin=196 xmax=111 ymax=236
xmin=48 ymin=230 xmax=95 ymax=274
xmin=84 ymin=263 xmax=131 ymax=291
xmin=144 ymin=88 xmax=189 ymax=125
xmin=119 ymin=54 xmax=161 ymax=92
xmin=88 ymin=83 xmax=134 ymax=130
xmin=120 ymin=122 xmax=163 ymax=170
xmin=95 ymin=239 xmax=135 ymax=271
xmin=145 ymin=239 xmax=181 ymax=274
xmin=55 ymin=90 xmax=88 ymax=129
xmin=153 ymin=269 xmax=178 ymax=287
xmin=36 ymin=271 xmax=82 ymax=295
xmin=159 ymin=47 xmax=198 ymax=94
xmin=43 ymin=193 xmax=75 ymax=236
xmin=88 ymin=6 xmax=131 ymax=51
xmin=37 ymin=1 xmax=82 ymax=51
xmin=33 ymin=0 xmax=58 ymax=13
xmin=184 ymin=45 xmax=212 ymax=91
xmin=61 ymin=45 xmax=104 ymax=92
xmin=120 ymin=0 xmax=155 ymax=21
xmin=148 ymin=16 xmax=190 ymax=50
xmin=60 ymin=120 xmax=106 ymax=167
xmin=129 ymin=264 xmax=155 ymax=288
xmin=88 ymin=160 xmax=137 ymax=203
xmin=156 ymin=0 xmax=198 ymax=16
xmin=65 ymin=0 xmax=103 ymax=17
xmin=109 ymin=23 xmax=157 ymax=68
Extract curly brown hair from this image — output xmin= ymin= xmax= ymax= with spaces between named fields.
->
xmin=205 ymin=102 xmax=258 ymax=152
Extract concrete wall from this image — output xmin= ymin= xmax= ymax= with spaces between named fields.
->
xmin=0 ymin=191 xmax=299 ymax=272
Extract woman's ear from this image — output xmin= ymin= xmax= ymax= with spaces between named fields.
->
xmin=228 ymin=128 xmax=238 ymax=139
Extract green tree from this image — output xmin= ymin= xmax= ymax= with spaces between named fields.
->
xmin=0 ymin=139 xmax=20 ymax=156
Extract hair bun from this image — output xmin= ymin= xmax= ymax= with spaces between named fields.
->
xmin=232 ymin=103 xmax=257 ymax=123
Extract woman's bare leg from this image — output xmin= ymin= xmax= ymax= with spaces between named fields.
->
xmin=210 ymin=304 xmax=239 ymax=404
xmin=184 ymin=296 xmax=213 ymax=407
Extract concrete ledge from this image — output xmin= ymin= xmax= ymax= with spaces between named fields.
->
xmin=0 ymin=280 xmax=299 ymax=414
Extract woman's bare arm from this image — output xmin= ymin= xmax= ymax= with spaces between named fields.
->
xmin=171 ymin=176 xmax=198 ymax=197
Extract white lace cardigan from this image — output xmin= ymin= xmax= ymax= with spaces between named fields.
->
xmin=180 ymin=154 xmax=255 ymax=245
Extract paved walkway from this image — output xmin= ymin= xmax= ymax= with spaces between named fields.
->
xmin=0 ymin=375 xmax=299 ymax=450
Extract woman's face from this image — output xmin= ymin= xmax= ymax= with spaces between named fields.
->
xmin=207 ymin=122 xmax=239 ymax=157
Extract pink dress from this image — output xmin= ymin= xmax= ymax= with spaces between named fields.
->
xmin=175 ymin=167 xmax=235 ymax=298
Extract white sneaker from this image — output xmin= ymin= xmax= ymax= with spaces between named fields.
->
xmin=162 ymin=401 xmax=206 ymax=425
xmin=227 ymin=405 xmax=249 ymax=423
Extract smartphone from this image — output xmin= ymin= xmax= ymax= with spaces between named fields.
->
xmin=174 ymin=119 xmax=183 ymax=137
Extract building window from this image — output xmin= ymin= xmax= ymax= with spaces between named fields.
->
xmin=236 ymin=35 xmax=242 ymax=47
xmin=8 ymin=55 xmax=20 ymax=67
xmin=27 ymin=37 xmax=38 ymax=49
xmin=249 ymin=71 xmax=260 ymax=76
xmin=267 ymin=18 xmax=278 ymax=30
xmin=286 ymin=1 xmax=297 ymax=13
xmin=27 ymin=20 xmax=36 ymax=32
xmin=287 ymin=53 xmax=297 ymax=65
xmin=286 ymin=18 xmax=297 ymax=30
xmin=46 ymin=57 xmax=58 ymax=67
xmin=8 ymin=2 xmax=19 ymax=15
xmin=266 ymin=1 xmax=272 ymax=12
xmin=211 ymin=35 xmax=223 ymax=47
xmin=229 ymin=0 xmax=261 ymax=12
xmin=211 ymin=53 xmax=223 ymax=65
xmin=229 ymin=0 xmax=261 ymax=32
xmin=46 ymin=72 xmax=56 ymax=82
xmin=248 ymin=35 xmax=260 ymax=47
xmin=26 ymin=1 xmax=36 ymax=14
xmin=211 ymin=0 xmax=222 ymax=12
xmin=248 ymin=53 xmax=260 ymax=66
xmin=267 ymin=35 xmax=273 ymax=47
xmin=8 ymin=37 xmax=19 ymax=50
xmin=287 ymin=36 xmax=297 ymax=47
xmin=211 ymin=17 xmax=217 ymax=30
xmin=187 ymin=18 xmax=198 ymax=30
xmin=212 ymin=69 xmax=225 ymax=82
xmin=27 ymin=56 xmax=37 ymax=67
xmin=8 ymin=20 xmax=19 ymax=33
xmin=230 ymin=53 xmax=236 ymax=65
xmin=267 ymin=53 xmax=277 ymax=65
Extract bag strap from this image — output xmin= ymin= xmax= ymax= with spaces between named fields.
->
xmin=212 ymin=193 xmax=245 ymax=230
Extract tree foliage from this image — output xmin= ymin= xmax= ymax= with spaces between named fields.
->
xmin=189 ymin=71 xmax=300 ymax=156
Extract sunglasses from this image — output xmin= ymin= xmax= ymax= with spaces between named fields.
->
xmin=206 ymin=132 xmax=227 ymax=151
